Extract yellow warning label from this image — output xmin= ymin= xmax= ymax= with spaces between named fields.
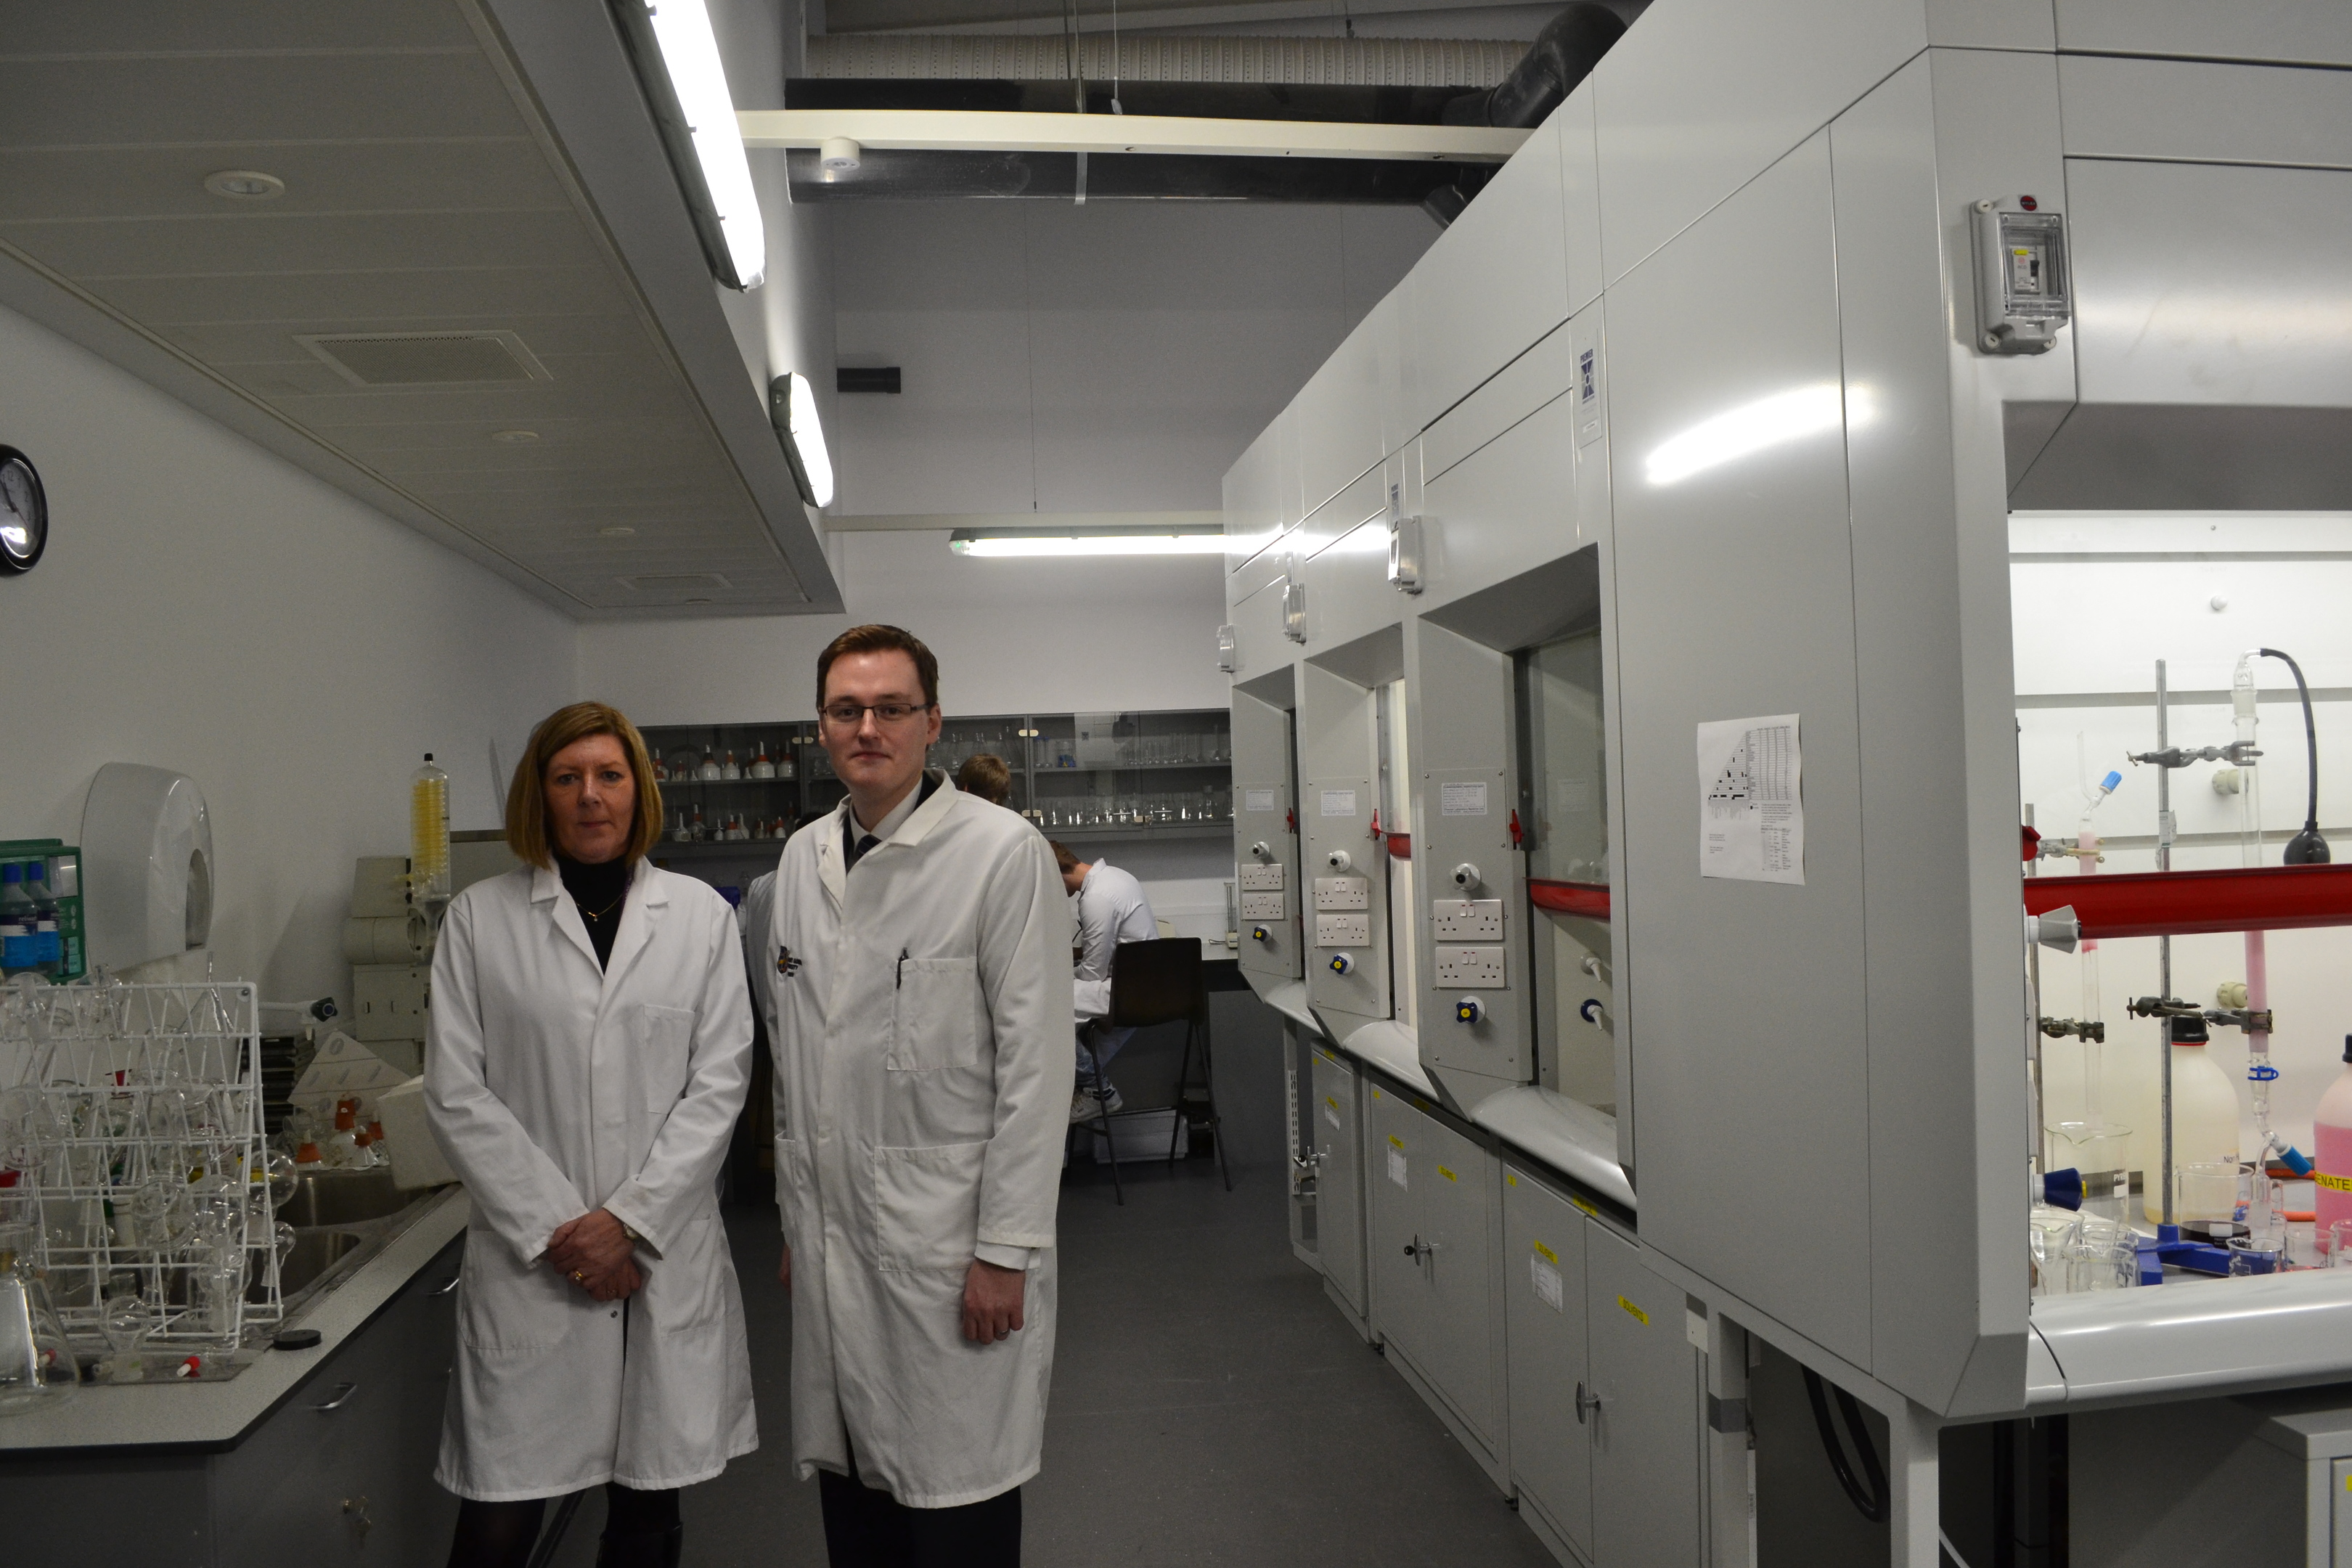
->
xmin=2316 ymin=1170 xmax=2352 ymax=1193
xmin=1533 ymin=1240 xmax=1559 ymax=1265
xmin=1325 ymin=1096 xmax=1338 ymax=1112
xmin=1570 ymin=1194 xmax=1598 ymax=1218
xmin=1506 ymin=1172 xmax=1519 ymax=1188
xmin=1371 ymin=1087 xmax=1381 ymax=1100
xmin=1437 ymin=1164 xmax=1458 ymax=1183
xmin=1388 ymin=1135 xmax=1405 ymax=1150
xmin=1618 ymin=1295 xmax=1649 ymax=1326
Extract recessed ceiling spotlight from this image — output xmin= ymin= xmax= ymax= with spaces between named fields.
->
xmin=489 ymin=429 xmax=539 ymax=444
xmin=599 ymin=526 xmax=636 ymax=536
xmin=203 ymin=169 xmax=285 ymax=201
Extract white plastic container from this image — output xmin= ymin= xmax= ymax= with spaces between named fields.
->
xmin=2142 ymin=1015 xmax=2243 ymax=1222
xmin=2311 ymin=1037 xmax=2352 ymax=1241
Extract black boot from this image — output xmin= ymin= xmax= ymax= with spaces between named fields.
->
xmin=594 ymin=1523 xmax=682 ymax=1568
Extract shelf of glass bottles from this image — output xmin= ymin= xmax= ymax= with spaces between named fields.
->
xmin=1017 ymin=709 xmax=1233 ymax=840
xmin=641 ymin=710 xmax=1233 ymax=846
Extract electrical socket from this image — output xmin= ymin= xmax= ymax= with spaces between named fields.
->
xmin=1315 ymin=913 xmax=1371 ymax=947
xmin=1434 ymin=944 xmax=1507 ymax=988
xmin=1240 ymin=862 xmax=1285 ymax=891
xmin=1240 ymin=891 xmax=1286 ymax=921
xmin=1314 ymin=876 xmax=1368 ymax=911
xmin=1431 ymin=899 xmax=1503 ymax=941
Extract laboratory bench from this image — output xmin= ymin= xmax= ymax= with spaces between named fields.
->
xmin=0 ymin=1187 xmax=470 ymax=1564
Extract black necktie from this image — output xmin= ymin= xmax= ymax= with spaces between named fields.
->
xmin=845 ymin=829 xmax=880 ymax=872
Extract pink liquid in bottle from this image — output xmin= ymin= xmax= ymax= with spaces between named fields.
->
xmin=2312 ymin=1039 xmax=2352 ymax=1243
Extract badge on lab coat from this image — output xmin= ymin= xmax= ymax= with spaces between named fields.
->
xmin=777 ymin=944 xmax=802 ymax=978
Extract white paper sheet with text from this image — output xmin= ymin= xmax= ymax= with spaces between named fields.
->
xmin=1696 ymin=714 xmax=1804 ymax=884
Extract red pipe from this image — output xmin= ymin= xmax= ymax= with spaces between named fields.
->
xmin=2020 ymin=862 xmax=2352 ymax=940
xmin=1523 ymin=865 xmax=2352 ymax=941
xmin=1529 ymin=878 xmax=1611 ymax=919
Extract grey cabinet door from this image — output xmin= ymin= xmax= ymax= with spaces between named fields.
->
xmin=1503 ymin=1167 xmax=1594 ymax=1561
xmin=1310 ymin=1046 xmax=1367 ymax=1318
xmin=1364 ymin=1082 xmax=1426 ymax=1355
xmin=214 ymin=1235 xmax=464 ymax=1566
xmin=1585 ymin=1225 xmax=1702 ymax=1568
xmin=1416 ymin=1115 xmax=1499 ymax=1450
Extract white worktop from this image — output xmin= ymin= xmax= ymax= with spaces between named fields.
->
xmin=0 ymin=1187 xmax=470 ymax=1454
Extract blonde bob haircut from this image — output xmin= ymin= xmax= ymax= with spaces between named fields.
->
xmin=505 ymin=701 xmax=664 ymax=869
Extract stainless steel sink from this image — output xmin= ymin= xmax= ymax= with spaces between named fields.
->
xmin=277 ymin=1168 xmax=413 ymax=1228
xmin=267 ymin=1229 xmax=369 ymax=1297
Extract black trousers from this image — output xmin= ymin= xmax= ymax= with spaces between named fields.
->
xmin=817 ymin=1461 xmax=1021 ymax=1568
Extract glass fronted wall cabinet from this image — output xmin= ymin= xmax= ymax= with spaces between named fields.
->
xmin=639 ymin=708 xmax=1232 ymax=876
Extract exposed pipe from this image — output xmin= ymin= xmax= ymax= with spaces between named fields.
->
xmin=1424 ymin=5 xmax=1627 ymax=226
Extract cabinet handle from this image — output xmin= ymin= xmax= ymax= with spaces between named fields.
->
xmin=311 ymin=1381 xmax=359 ymax=1412
xmin=428 ymin=1275 xmax=460 ymax=1297
xmin=1575 ymin=1383 xmax=1602 ymax=1425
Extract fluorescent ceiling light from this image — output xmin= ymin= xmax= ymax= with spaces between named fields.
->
xmin=1643 ymin=383 xmax=1848 ymax=486
xmin=769 ymin=372 xmax=834 ymax=508
xmin=612 ymin=0 xmax=766 ymax=290
xmin=950 ymin=529 xmax=1229 ymax=558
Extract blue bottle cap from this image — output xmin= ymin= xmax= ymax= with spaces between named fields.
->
xmin=0 ymin=862 xmax=19 ymax=883
xmin=2041 ymin=1167 xmax=2084 ymax=1212
xmin=2100 ymin=770 xmax=2123 ymax=792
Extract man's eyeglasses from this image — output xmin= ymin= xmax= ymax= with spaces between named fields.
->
xmin=820 ymin=701 xmax=931 ymax=728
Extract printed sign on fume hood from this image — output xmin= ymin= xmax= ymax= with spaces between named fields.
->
xmin=1697 ymin=714 xmax=1804 ymax=885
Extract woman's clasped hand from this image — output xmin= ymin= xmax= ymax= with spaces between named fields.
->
xmin=547 ymin=1208 xmax=641 ymax=1302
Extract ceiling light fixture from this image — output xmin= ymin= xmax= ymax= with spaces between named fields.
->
xmin=769 ymin=372 xmax=834 ymax=509
xmin=489 ymin=429 xmax=540 ymax=444
xmin=599 ymin=526 xmax=637 ymax=536
xmin=203 ymin=170 xmax=285 ymax=201
xmin=608 ymin=0 xmax=767 ymax=290
xmin=949 ymin=528 xmax=1229 ymax=558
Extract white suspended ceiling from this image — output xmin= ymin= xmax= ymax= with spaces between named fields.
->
xmin=0 ymin=0 xmax=839 ymax=618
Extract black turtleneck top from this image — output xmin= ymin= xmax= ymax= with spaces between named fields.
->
xmin=555 ymin=853 xmax=634 ymax=968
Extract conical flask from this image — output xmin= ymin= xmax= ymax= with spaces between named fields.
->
xmin=0 ymin=1241 xmax=80 ymax=1414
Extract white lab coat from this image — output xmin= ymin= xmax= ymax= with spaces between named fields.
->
xmin=764 ymin=772 xmax=1074 ymax=1507
xmin=425 ymin=860 xmax=758 ymax=1501
xmin=1071 ymin=858 xmax=1157 ymax=1037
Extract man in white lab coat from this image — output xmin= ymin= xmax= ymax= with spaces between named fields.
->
xmin=764 ymin=624 xmax=1073 ymax=1568
xmin=1052 ymin=841 xmax=1158 ymax=1122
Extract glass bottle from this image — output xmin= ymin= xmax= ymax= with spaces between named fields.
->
xmin=749 ymin=743 xmax=775 ymax=780
xmin=698 ymin=748 xmax=720 ymax=782
xmin=722 ymin=749 xmax=741 ymax=780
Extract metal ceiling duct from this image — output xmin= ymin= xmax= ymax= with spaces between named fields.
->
xmin=782 ymin=9 xmax=1625 ymax=213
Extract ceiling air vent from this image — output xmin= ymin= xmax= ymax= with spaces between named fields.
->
xmin=619 ymin=573 xmax=733 ymax=597
xmin=295 ymin=330 xmax=552 ymax=388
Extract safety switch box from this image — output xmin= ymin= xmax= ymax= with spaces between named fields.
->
xmin=1432 ymin=899 xmax=1504 ymax=941
xmin=1315 ymin=876 xmax=1369 ymax=910
xmin=1315 ymin=913 xmax=1371 ymax=947
xmin=1434 ymin=945 xmax=1508 ymax=988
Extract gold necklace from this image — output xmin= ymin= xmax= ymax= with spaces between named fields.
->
xmin=577 ymin=891 xmax=626 ymax=924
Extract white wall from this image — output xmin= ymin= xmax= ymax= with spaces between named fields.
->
xmin=0 ymin=302 xmax=577 ymax=1009
xmin=830 ymin=202 xmax=1435 ymax=515
xmin=580 ymin=527 xmax=1225 ymax=722
xmin=2013 ymin=511 xmax=2352 ymax=1171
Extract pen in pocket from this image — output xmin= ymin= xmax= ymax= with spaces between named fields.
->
xmin=896 ymin=948 xmax=909 ymax=988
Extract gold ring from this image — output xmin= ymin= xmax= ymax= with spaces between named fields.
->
xmin=571 ymin=1270 xmax=584 ymax=1283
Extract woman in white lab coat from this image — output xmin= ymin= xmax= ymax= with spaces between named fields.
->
xmin=426 ymin=701 xmax=756 ymax=1568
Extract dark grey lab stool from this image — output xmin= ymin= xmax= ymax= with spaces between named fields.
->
xmin=1083 ymin=936 xmax=1231 ymax=1204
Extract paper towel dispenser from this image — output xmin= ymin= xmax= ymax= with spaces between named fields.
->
xmin=81 ymin=762 xmax=214 ymax=971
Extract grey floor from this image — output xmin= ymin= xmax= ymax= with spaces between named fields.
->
xmin=550 ymin=1155 xmax=1554 ymax=1567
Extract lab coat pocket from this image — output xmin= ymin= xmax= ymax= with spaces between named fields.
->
xmin=457 ymin=1228 xmax=576 ymax=1354
xmin=888 ymin=957 xmax=984 ymax=1071
xmin=872 ymin=1140 xmax=989 ymax=1273
xmin=634 ymin=1003 xmax=697 ymax=1112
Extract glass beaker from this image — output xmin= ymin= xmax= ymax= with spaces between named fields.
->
xmin=2226 ymin=1236 xmax=2280 ymax=1277
xmin=2176 ymin=1161 xmax=2240 ymax=1224
xmin=0 ymin=1246 xmax=79 ymax=1414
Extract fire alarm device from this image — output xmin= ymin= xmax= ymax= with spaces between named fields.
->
xmin=1972 ymin=197 xmax=2070 ymax=355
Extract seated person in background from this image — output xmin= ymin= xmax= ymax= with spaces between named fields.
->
xmin=1053 ymin=840 xmax=1156 ymax=1122
xmin=955 ymin=752 xmax=1013 ymax=807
